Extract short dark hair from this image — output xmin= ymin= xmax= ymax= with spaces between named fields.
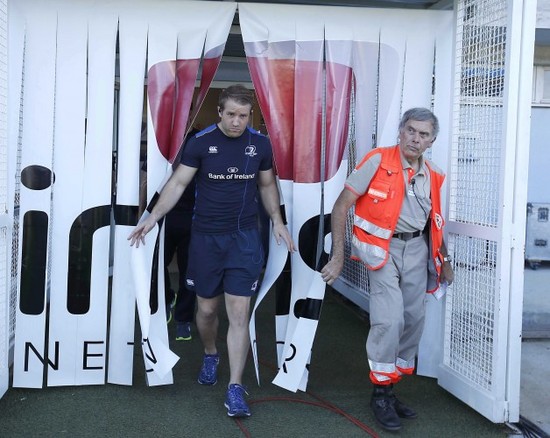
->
xmin=218 ymin=84 xmax=254 ymax=111
xmin=399 ymin=107 xmax=439 ymax=138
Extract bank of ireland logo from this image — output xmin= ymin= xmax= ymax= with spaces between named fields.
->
xmin=244 ymin=145 xmax=257 ymax=157
xmin=228 ymin=167 xmax=238 ymax=174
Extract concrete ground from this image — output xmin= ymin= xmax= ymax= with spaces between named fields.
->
xmin=520 ymin=262 xmax=550 ymax=436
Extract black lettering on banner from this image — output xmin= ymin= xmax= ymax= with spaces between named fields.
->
xmin=67 ymin=205 xmax=112 ymax=314
xmin=293 ymin=298 xmax=323 ymax=321
xmin=67 ymin=204 xmax=138 ymax=315
xmin=20 ymin=211 xmax=48 ymax=315
xmin=18 ymin=164 xmax=155 ymax=378
xmin=142 ymin=338 xmax=157 ymax=369
xmin=298 ymin=213 xmax=331 ymax=272
xmin=24 ymin=341 xmax=59 ymax=371
xmin=275 ymin=256 xmax=291 ymax=316
xmin=82 ymin=341 xmax=105 ymax=370
xmin=148 ymin=221 xmax=163 ymax=314
xmin=281 ymin=343 xmax=297 ymax=373
xmin=21 ymin=165 xmax=54 ymax=190
xmin=19 ymin=165 xmax=54 ymax=315
xmin=146 ymin=192 xmax=160 ymax=214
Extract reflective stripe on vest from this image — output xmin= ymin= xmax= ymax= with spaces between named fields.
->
xmin=351 ymin=234 xmax=387 ymax=268
xmin=354 ymin=215 xmax=393 ymax=239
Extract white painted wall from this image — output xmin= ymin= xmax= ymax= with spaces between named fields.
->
xmin=538 ymin=0 xmax=550 ymax=28
xmin=528 ymin=107 xmax=550 ymax=202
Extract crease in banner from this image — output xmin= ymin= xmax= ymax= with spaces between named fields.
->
xmin=273 ymin=28 xmax=327 ymax=392
xmin=272 ymin=270 xmax=326 ymax=391
xmin=130 ymin=220 xmax=180 ymax=380
xmin=250 ymin=177 xmax=292 ymax=384
xmin=249 ymin=227 xmax=289 ymax=385
xmin=142 ymin=334 xmax=180 ymax=380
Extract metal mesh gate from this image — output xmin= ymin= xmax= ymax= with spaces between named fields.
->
xmin=438 ymin=0 xmax=535 ymax=423
xmin=444 ymin=0 xmax=508 ymax=394
xmin=339 ymin=80 xmax=370 ymax=302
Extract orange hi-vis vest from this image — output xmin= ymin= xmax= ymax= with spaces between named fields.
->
xmin=350 ymin=145 xmax=446 ymax=293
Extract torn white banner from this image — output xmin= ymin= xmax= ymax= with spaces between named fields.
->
xmin=130 ymin=222 xmax=180 ymax=384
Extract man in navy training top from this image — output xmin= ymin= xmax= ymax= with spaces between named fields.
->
xmin=129 ymin=84 xmax=295 ymax=418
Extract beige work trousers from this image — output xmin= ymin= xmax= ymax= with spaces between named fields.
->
xmin=366 ymin=234 xmax=429 ymax=372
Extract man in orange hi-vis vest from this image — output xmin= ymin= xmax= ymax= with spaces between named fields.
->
xmin=321 ymin=108 xmax=455 ymax=432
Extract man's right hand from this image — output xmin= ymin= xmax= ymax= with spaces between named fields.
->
xmin=320 ymin=256 xmax=344 ymax=286
xmin=127 ymin=217 xmax=156 ymax=248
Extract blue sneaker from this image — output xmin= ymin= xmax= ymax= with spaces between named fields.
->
xmin=197 ymin=354 xmax=219 ymax=385
xmin=224 ymin=384 xmax=251 ymax=417
xmin=176 ymin=322 xmax=192 ymax=341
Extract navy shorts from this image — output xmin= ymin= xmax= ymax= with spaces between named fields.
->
xmin=185 ymin=228 xmax=264 ymax=298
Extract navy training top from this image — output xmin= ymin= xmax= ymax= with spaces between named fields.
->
xmin=181 ymin=124 xmax=273 ymax=234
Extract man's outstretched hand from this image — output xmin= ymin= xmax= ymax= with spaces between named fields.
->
xmin=128 ymin=217 xmax=156 ymax=248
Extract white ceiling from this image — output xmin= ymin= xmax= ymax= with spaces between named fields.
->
xmin=229 ymin=0 xmax=453 ymax=9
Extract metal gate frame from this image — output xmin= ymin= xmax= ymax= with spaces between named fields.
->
xmin=437 ymin=0 xmax=536 ymax=423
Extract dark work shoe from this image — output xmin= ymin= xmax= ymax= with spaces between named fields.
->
xmin=391 ymin=396 xmax=417 ymax=419
xmin=388 ymin=385 xmax=417 ymax=419
xmin=371 ymin=386 xmax=401 ymax=431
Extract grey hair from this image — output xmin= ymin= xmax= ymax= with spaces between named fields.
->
xmin=398 ymin=107 xmax=439 ymax=138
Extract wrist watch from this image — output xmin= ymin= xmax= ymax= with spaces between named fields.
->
xmin=443 ymin=255 xmax=451 ymax=263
